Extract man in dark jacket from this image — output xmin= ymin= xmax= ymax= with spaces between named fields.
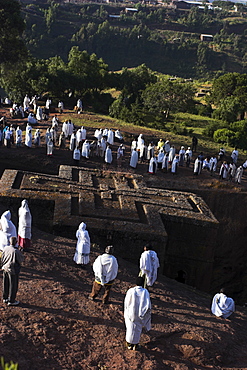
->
xmin=2 ymin=236 xmax=24 ymax=306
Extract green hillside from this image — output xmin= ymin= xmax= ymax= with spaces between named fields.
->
xmin=21 ymin=0 xmax=247 ymax=78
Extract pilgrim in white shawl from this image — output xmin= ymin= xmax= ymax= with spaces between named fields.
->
xmin=137 ymin=134 xmax=144 ymax=151
xmin=73 ymin=147 xmax=81 ymax=165
xmin=34 ymin=129 xmax=41 ymax=147
xmin=148 ymin=156 xmax=157 ymax=174
xmin=171 ymin=155 xmax=179 ymax=174
xmin=115 ymin=129 xmax=123 ymax=142
xmin=209 ymin=155 xmax=217 ymax=174
xmin=124 ymin=276 xmax=151 ymax=350
xmin=164 ymin=140 xmax=170 ymax=153
xmin=58 ymin=100 xmax=64 ymax=113
xmin=36 ymin=106 xmax=42 ymax=121
xmin=15 ymin=126 xmax=22 ymax=147
xmin=235 ymin=165 xmax=243 ymax=184
xmin=219 ymin=161 xmax=228 ymax=180
xmin=194 ymin=156 xmax=203 ymax=175
xmin=105 ymin=145 xmax=112 ymax=164
xmin=47 ymin=137 xmax=53 ymax=156
xmin=81 ymin=140 xmax=90 ymax=159
xmin=168 ymin=145 xmax=175 ymax=163
xmin=70 ymin=132 xmax=76 ymax=151
xmin=81 ymin=126 xmax=86 ymax=141
xmin=157 ymin=149 xmax=164 ymax=169
xmin=131 ymin=138 xmax=137 ymax=152
xmin=107 ymin=129 xmax=114 ymax=145
xmin=25 ymin=124 xmax=32 ymax=147
xmin=76 ymin=99 xmax=83 ymax=113
xmin=140 ymin=245 xmax=160 ymax=287
xmin=23 ymin=94 xmax=30 ymax=111
xmin=117 ymin=144 xmax=125 ymax=165
xmin=130 ymin=148 xmax=138 ymax=168
xmin=89 ymin=245 xmax=118 ymax=304
xmin=185 ymin=147 xmax=192 ymax=167
xmin=67 ymin=120 xmax=74 ymax=138
xmin=73 ymin=222 xmax=90 ymax=267
xmin=211 ymin=288 xmax=235 ymax=319
xmin=0 ymin=210 xmax=17 ymax=251
xmin=27 ymin=113 xmax=37 ymax=125
xmin=179 ymin=146 xmax=185 ymax=166
xmin=18 ymin=200 xmax=32 ymax=250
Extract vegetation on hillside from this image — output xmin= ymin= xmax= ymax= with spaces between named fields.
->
xmin=21 ymin=0 xmax=247 ymax=77
xmin=2 ymin=0 xmax=247 ymax=152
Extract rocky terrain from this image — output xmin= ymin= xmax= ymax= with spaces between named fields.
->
xmin=1 ymin=107 xmax=247 ymax=369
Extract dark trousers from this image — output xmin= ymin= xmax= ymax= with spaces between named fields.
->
xmin=90 ymin=280 xmax=113 ymax=303
xmin=3 ymin=271 xmax=19 ymax=303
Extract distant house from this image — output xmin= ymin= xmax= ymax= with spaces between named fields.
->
xmin=200 ymin=34 xmax=213 ymax=42
xmin=172 ymin=0 xmax=212 ymax=10
xmin=125 ymin=8 xmax=138 ymax=13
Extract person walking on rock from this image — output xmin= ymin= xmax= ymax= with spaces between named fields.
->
xmin=89 ymin=245 xmax=118 ymax=304
xmin=124 ymin=276 xmax=151 ymax=350
xmin=2 ymin=236 xmax=24 ymax=306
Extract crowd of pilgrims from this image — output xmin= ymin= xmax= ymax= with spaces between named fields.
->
xmin=0 ymin=95 xmax=246 ymax=183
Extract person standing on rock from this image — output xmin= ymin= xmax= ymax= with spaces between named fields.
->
xmin=2 ymin=236 xmax=24 ymax=306
xmin=73 ymin=222 xmax=90 ymax=268
xmin=89 ymin=245 xmax=118 ymax=304
xmin=0 ymin=211 xmax=17 ymax=251
xmin=211 ymin=288 xmax=235 ymax=319
xmin=124 ymin=276 xmax=151 ymax=350
xmin=18 ymin=200 xmax=32 ymax=251
xmin=139 ymin=244 xmax=160 ymax=288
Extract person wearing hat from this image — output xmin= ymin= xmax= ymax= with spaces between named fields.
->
xmin=89 ymin=246 xmax=118 ymax=304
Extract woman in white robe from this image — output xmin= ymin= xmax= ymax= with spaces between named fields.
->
xmin=25 ymin=124 xmax=32 ymax=147
xmin=219 ymin=161 xmax=228 ymax=180
xmin=73 ymin=222 xmax=90 ymax=266
xmin=137 ymin=134 xmax=144 ymax=151
xmin=235 ymin=166 xmax=243 ymax=184
xmin=27 ymin=113 xmax=37 ymax=125
xmin=0 ymin=210 xmax=17 ymax=251
xmin=115 ymin=129 xmax=123 ymax=142
xmin=171 ymin=155 xmax=179 ymax=174
xmin=157 ymin=149 xmax=164 ymax=169
xmin=211 ymin=289 xmax=235 ymax=319
xmin=47 ymin=137 xmax=53 ymax=156
xmin=168 ymin=146 xmax=175 ymax=163
xmin=107 ymin=129 xmax=114 ymax=145
xmin=34 ymin=129 xmax=41 ymax=147
xmin=23 ymin=95 xmax=30 ymax=111
xmin=148 ymin=157 xmax=157 ymax=174
xmin=124 ymin=277 xmax=151 ymax=350
xmin=15 ymin=127 xmax=22 ymax=147
xmin=81 ymin=126 xmax=86 ymax=141
xmin=130 ymin=149 xmax=138 ymax=168
xmin=70 ymin=132 xmax=76 ymax=151
xmin=36 ymin=106 xmax=42 ymax=121
xmin=18 ymin=199 xmax=32 ymax=250
xmin=162 ymin=153 xmax=169 ymax=172
xmin=105 ymin=146 xmax=112 ymax=164
xmin=81 ymin=140 xmax=90 ymax=159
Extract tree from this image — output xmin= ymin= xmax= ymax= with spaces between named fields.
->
xmin=213 ymin=128 xmax=235 ymax=145
xmin=212 ymin=96 xmax=240 ymax=123
xmin=0 ymin=0 xmax=26 ymax=64
xmin=142 ymin=79 xmax=195 ymax=119
xmin=210 ymin=73 xmax=247 ymax=120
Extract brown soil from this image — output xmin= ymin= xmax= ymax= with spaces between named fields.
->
xmin=1 ymin=108 xmax=247 ymax=370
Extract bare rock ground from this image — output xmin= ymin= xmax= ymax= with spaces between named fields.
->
xmin=1 ymin=108 xmax=247 ymax=369
xmin=1 ymin=229 xmax=247 ymax=370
